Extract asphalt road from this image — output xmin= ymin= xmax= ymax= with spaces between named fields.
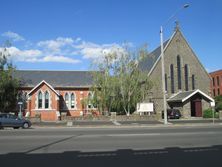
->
xmin=1 ymin=126 xmax=222 ymax=167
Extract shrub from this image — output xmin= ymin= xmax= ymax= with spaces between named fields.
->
xmin=215 ymin=95 xmax=222 ymax=112
xmin=215 ymin=102 xmax=222 ymax=112
xmin=203 ymin=108 xmax=219 ymax=118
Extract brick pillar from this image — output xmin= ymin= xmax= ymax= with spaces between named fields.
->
xmin=56 ymin=99 xmax=60 ymax=121
xmin=56 ymin=100 xmax=60 ymax=111
xmin=27 ymin=100 xmax=32 ymax=116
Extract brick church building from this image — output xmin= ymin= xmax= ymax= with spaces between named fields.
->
xmin=15 ymin=71 xmax=97 ymax=121
xmin=15 ymin=26 xmax=214 ymax=121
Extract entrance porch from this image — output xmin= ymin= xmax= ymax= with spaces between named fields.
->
xmin=167 ymin=89 xmax=214 ymax=118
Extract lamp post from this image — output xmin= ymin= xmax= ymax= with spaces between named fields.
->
xmin=210 ymin=101 xmax=215 ymax=124
xmin=161 ymin=4 xmax=189 ymax=125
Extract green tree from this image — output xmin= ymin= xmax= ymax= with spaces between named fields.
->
xmin=0 ymin=47 xmax=19 ymax=113
xmin=91 ymin=45 xmax=152 ymax=116
xmin=215 ymin=95 xmax=222 ymax=112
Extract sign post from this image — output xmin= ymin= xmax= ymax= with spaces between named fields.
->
xmin=210 ymin=101 xmax=215 ymax=124
xmin=18 ymin=102 xmax=23 ymax=119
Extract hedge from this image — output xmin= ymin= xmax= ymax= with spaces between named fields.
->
xmin=203 ymin=109 xmax=219 ymax=118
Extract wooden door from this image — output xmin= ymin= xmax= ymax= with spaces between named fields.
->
xmin=190 ymin=94 xmax=202 ymax=117
xmin=195 ymin=100 xmax=202 ymax=117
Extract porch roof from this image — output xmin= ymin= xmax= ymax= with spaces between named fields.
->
xmin=167 ymin=89 xmax=214 ymax=103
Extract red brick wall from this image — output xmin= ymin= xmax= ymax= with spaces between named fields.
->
xmin=23 ymin=83 xmax=98 ymax=121
xmin=210 ymin=70 xmax=222 ymax=97
xmin=28 ymin=83 xmax=59 ymax=121
xmin=58 ymin=89 xmax=90 ymax=116
xmin=19 ymin=82 xmax=99 ymax=121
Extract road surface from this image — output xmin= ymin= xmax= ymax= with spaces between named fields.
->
xmin=0 ymin=126 xmax=222 ymax=167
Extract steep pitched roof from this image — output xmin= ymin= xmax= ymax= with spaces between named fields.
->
xmin=14 ymin=70 xmax=95 ymax=88
xmin=139 ymin=39 xmax=170 ymax=72
xmin=139 ymin=28 xmax=210 ymax=79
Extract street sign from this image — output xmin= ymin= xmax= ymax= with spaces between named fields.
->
xmin=18 ymin=102 xmax=23 ymax=105
xmin=210 ymin=101 xmax=215 ymax=107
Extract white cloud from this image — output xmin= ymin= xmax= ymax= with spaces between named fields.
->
xmin=75 ymin=42 xmax=126 ymax=59
xmin=1 ymin=46 xmax=80 ymax=64
xmin=0 ymin=47 xmax=42 ymax=62
xmin=76 ymin=37 xmax=82 ymax=42
xmin=2 ymin=31 xmax=25 ymax=41
xmin=40 ymin=55 xmax=81 ymax=64
xmin=37 ymin=37 xmax=127 ymax=60
xmin=8 ymin=47 xmax=42 ymax=58
xmin=37 ymin=37 xmax=75 ymax=53
xmin=1 ymin=32 xmax=131 ymax=65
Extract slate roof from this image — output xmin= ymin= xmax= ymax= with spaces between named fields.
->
xmin=167 ymin=89 xmax=214 ymax=103
xmin=14 ymin=70 xmax=95 ymax=88
xmin=138 ymin=39 xmax=170 ymax=72
xmin=167 ymin=90 xmax=196 ymax=102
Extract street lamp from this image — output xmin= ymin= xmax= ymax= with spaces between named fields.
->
xmin=161 ymin=4 xmax=189 ymax=125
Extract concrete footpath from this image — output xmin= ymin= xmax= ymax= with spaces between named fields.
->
xmin=31 ymin=119 xmax=222 ymax=128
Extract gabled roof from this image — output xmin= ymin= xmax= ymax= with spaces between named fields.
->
xmin=27 ymin=80 xmax=60 ymax=96
xmin=167 ymin=89 xmax=214 ymax=103
xmin=14 ymin=70 xmax=95 ymax=88
xmin=138 ymin=27 xmax=210 ymax=79
xmin=139 ymin=39 xmax=170 ymax=72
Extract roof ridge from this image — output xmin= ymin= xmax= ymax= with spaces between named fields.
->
xmin=209 ymin=69 xmax=222 ymax=74
xmin=15 ymin=70 xmax=97 ymax=72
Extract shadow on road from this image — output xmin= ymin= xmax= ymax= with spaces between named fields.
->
xmin=1 ymin=145 xmax=221 ymax=167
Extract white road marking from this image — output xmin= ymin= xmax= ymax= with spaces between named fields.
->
xmin=183 ymin=148 xmax=218 ymax=152
xmin=78 ymin=153 xmax=116 ymax=157
xmin=76 ymin=131 xmax=222 ymax=138
xmin=134 ymin=151 xmax=168 ymax=155
xmin=112 ymin=121 xmax=121 ymax=126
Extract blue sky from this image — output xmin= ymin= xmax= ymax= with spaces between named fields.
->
xmin=0 ymin=0 xmax=221 ymax=72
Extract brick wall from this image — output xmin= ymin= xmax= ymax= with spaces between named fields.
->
xmin=210 ymin=70 xmax=222 ymax=97
xmin=26 ymin=83 xmax=97 ymax=121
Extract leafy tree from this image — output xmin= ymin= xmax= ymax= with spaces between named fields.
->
xmin=214 ymin=95 xmax=222 ymax=112
xmin=0 ymin=47 xmax=19 ymax=113
xmin=91 ymin=45 xmax=152 ymax=116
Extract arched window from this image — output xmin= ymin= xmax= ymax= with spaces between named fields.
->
xmin=192 ymin=75 xmax=195 ymax=90
xmin=65 ymin=93 xmax=69 ymax=109
xmin=213 ymin=89 xmax=215 ymax=97
xmin=24 ymin=92 xmax=27 ymax=109
xmin=170 ymin=64 xmax=175 ymax=94
xmin=184 ymin=64 xmax=189 ymax=91
xmin=212 ymin=77 xmax=215 ymax=86
xmin=88 ymin=92 xmax=93 ymax=109
xmin=71 ymin=93 xmax=75 ymax=109
xmin=38 ymin=92 xmax=42 ymax=109
xmin=165 ymin=73 xmax=168 ymax=92
xmin=45 ymin=91 xmax=49 ymax=109
xmin=177 ymin=55 xmax=182 ymax=90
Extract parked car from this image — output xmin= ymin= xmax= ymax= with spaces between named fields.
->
xmin=0 ymin=113 xmax=31 ymax=129
xmin=162 ymin=109 xmax=182 ymax=119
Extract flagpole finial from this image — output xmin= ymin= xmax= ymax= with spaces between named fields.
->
xmin=175 ymin=20 xmax=180 ymax=31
